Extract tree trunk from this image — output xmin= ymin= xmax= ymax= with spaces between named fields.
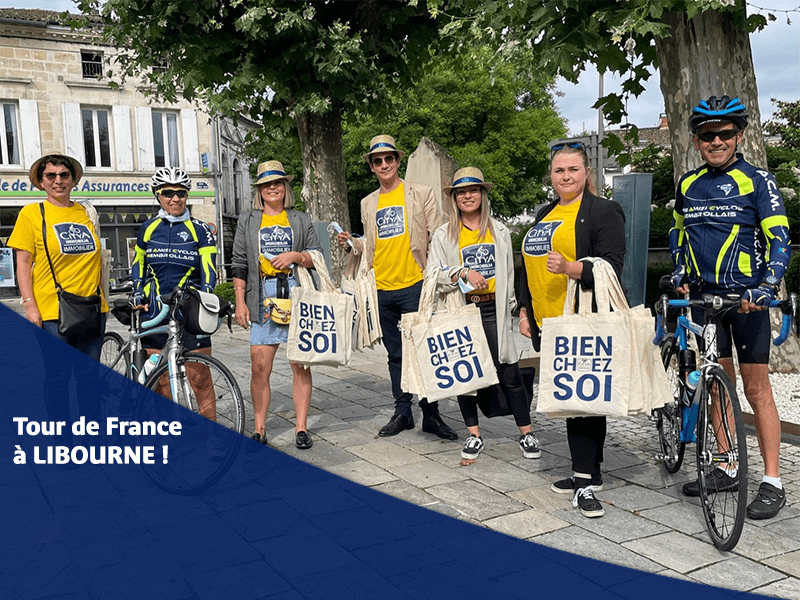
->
xmin=294 ymin=102 xmax=351 ymax=281
xmin=655 ymin=8 xmax=765 ymax=183
xmin=655 ymin=9 xmax=799 ymax=373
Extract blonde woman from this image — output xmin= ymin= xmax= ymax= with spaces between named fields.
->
xmin=231 ymin=161 xmax=322 ymax=449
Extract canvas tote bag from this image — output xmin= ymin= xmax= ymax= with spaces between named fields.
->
xmin=341 ymin=249 xmax=382 ymax=351
xmin=286 ymin=250 xmax=354 ymax=367
xmin=401 ymin=266 xmax=498 ymax=402
xmin=537 ymin=258 xmax=633 ymax=418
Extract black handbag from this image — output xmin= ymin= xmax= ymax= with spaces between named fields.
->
xmin=39 ymin=203 xmax=103 ymax=339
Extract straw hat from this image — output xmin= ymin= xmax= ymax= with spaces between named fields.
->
xmin=29 ymin=153 xmax=83 ymax=190
xmin=362 ymin=135 xmax=405 ymax=162
xmin=443 ymin=167 xmax=494 ymax=195
xmin=253 ymin=160 xmax=294 ymax=185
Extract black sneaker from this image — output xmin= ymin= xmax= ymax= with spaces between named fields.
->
xmin=682 ymin=468 xmax=738 ymax=497
xmin=518 ymin=433 xmax=542 ymax=459
xmin=551 ymin=475 xmax=604 ymax=495
xmin=747 ymin=482 xmax=786 ymax=520
xmin=573 ymin=487 xmax=604 ymax=518
xmin=461 ymin=435 xmax=484 ymax=459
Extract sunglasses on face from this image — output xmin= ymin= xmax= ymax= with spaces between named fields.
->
xmin=550 ymin=142 xmax=586 ymax=156
xmin=43 ymin=171 xmax=72 ymax=181
xmin=371 ymin=155 xmax=397 ymax=167
xmin=159 ymin=188 xmax=188 ymax=199
xmin=697 ymin=129 xmax=738 ymax=143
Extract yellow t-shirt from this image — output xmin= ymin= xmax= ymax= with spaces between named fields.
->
xmin=458 ymin=225 xmax=496 ymax=295
xmin=522 ymin=201 xmax=580 ymax=326
xmin=8 ymin=201 xmax=108 ymax=321
xmin=372 ymin=183 xmax=422 ymax=290
xmin=258 ymin=211 xmax=293 ymax=277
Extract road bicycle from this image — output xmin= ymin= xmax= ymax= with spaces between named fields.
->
xmin=652 ymin=285 xmax=797 ymax=551
xmin=100 ymin=284 xmax=245 ymax=494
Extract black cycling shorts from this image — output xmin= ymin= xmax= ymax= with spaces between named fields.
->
xmin=691 ymin=300 xmax=770 ymax=364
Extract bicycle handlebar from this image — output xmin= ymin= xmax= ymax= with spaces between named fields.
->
xmin=653 ymin=292 xmax=798 ymax=347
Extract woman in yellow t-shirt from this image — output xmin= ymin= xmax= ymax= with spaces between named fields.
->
xmin=230 ymin=161 xmax=322 ymax=450
xmin=9 ymin=153 xmax=109 ymax=434
xmin=9 ymin=153 xmax=107 ymax=357
xmin=518 ymin=143 xmax=626 ymax=519
xmin=429 ymin=167 xmax=541 ymax=462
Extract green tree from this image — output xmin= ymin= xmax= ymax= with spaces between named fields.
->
xmin=342 ymin=47 xmax=565 ymax=229
xmin=765 ymin=98 xmax=800 ymax=153
xmin=630 ymin=144 xmax=674 ymax=206
xmin=73 ymin=0 xmax=456 ymax=251
xmin=438 ymin=0 xmax=775 ymax=184
xmin=249 ymin=45 xmax=567 ymax=232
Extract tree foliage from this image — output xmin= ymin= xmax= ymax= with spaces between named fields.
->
xmin=630 ymin=144 xmax=674 ymax=206
xmin=765 ymin=98 xmax=800 ymax=154
xmin=74 ymin=0 xmax=447 ymax=130
xmin=342 ymin=47 xmax=566 ymax=227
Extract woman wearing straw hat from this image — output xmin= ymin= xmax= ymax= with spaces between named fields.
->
xmin=518 ymin=142 xmax=626 ymax=518
xmin=9 ymin=153 xmax=108 ymax=355
xmin=429 ymin=167 xmax=541 ymax=461
xmin=231 ymin=160 xmax=322 ymax=449
xmin=8 ymin=153 xmax=109 ymax=440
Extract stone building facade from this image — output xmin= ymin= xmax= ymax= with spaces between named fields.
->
xmin=0 ymin=8 xmax=256 ymax=288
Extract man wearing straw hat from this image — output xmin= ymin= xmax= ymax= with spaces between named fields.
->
xmin=337 ymin=135 xmax=458 ymax=440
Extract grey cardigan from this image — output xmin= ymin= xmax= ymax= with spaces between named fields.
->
xmin=230 ymin=208 xmax=322 ymax=318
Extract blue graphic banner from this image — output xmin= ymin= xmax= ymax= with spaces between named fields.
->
xmin=0 ymin=303 xmax=751 ymax=599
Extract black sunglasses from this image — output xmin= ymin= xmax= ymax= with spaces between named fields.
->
xmin=158 ymin=188 xmax=188 ymax=199
xmin=43 ymin=171 xmax=72 ymax=181
xmin=697 ymin=129 xmax=738 ymax=143
xmin=550 ymin=142 xmax=586 ymax=156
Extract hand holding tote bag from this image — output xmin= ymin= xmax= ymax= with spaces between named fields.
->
xmin=401 ymin=266 xmax=498 ymax=402
xmin=286 ymin=250 xmax=354 ymax=367
xmin=537 ymin=258 xmax=632 ymax=418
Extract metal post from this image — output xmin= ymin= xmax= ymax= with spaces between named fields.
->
xmin=211 ymin=114 xmax=226 ymax=282
xmin=597 ymin=73 xmax=604 ymax=193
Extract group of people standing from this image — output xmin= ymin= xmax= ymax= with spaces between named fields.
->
xmin=8 ymin=92 xmax=791 ymax=521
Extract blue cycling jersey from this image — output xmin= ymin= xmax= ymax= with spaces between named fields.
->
xmin=669 ymin=154 xmax=791 ymax=293
xmin=131 ymin=216 xmax=217 ymax=320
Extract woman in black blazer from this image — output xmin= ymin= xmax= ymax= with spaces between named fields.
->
xmin=518 ymin=142 xmax=626 ymax=518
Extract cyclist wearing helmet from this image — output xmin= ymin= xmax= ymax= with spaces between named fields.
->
xmin=131 ymin=167 xmax=221 ymax=454
xmin=670 ymin=95 xmax=792 ymax=520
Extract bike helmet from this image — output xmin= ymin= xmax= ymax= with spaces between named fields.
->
xmin=151 ymin=166 xmax=192 ymax=193
xmin=689 ymin=95 xmax=748 ymax=132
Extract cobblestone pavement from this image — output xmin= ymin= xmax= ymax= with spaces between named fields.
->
xmin=6 ymin=299 xmax=800 ymax=598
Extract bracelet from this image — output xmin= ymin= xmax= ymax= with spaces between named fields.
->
xmin=461 ymin=267 xmax=470 ymax=282
xmin=519 ymin=317 xmax=529 ymax=322
xmin=234 ymin=287 xmax=245 ymax=291
xmin=20 ymin=297 xmax=34 ymax=305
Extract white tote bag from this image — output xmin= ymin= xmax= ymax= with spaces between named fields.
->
xmin=401 ymin=266 xmax=498 ymax=401
xmin=341 ymin=250 xmax=382 ymax=351
xmin=286 ymin=251 xmax=354 ymax=367
xmin=537 ymin=258 xmax=633 ymax=418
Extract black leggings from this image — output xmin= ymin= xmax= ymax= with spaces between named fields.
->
xmin=458 ymin=301 xmax=531 ymax=428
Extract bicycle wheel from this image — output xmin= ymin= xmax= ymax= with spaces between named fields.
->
xmin=137 ymin=352 xmax=245 ymax=495
xmin=696 ymin=365 xmax=748 ymax=551
xmin=100 ymin=332 xmax=128 ymax=376
xmin=655 ymin=335 xmax=685 ymax=473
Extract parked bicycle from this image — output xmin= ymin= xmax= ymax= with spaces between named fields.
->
xmin=100 ymin=283 xmax=245 ymax=494
xmin=652 ymin=282 xmax=797 ymax=550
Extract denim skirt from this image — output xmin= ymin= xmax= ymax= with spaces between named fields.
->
xmin=250 ymin=274 xmax=297 ymax=346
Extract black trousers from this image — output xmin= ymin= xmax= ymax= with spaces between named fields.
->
xmin=377 ymin=280 xmax=424 ymax=417
xmin=458 ymin=301 xmax=531 ymax=428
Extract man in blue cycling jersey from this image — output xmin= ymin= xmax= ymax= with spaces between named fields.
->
xmin=669 ymin=95 xmax=792 ymax=520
